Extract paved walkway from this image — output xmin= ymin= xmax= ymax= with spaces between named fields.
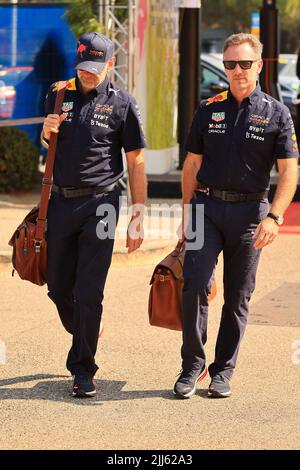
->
xmin=0 ymin=191 xmax=179 ymax=269
xmin=0 ymin=191 xmax=300 ymax=450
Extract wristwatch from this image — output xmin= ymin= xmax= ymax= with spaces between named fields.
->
xmin=267 ymin=212 xmax=284 ymax=225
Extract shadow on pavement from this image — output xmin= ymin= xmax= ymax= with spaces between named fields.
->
xmin=249 ymin=282 xmax=300 ymax=327
xmin=0 ymin=374 xmax=210 ymax=404
xmin=0 ymin=255 xmax=10 ymax=264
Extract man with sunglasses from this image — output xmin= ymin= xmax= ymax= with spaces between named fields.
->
xmin=174 ymin=33 xmax=299 ymax=399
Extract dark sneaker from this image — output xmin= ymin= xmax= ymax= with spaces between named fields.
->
xmin=208 ymin=373 xmax=231 ymax=398
xmin=173 ymin=366 xmax=207 ymax=399
xmin=72 ymin=374 xmax=96 ymax=398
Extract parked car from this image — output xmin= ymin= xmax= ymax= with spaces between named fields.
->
xmin=200 ymin=53 xmax=299 ymax=123
xmin=200 ymin=53 xmax=228 ymax=100
xmin=278 ymin=54 xmax=299 ymax=91
xmin=0 ymin=66 xmax=33 ymax=119
xmin=278 ymin=54 xmax=299 ymax=122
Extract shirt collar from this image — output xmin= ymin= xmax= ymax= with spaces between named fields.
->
xmin=228 ymin=82 xmax=261 ymax=106
xmin=95 ymin=76 xmax=110 ymax=95
xmin=76 ymin=76 xmax=109 ymax=96
xmin=248 ymin=83 xmax=261 ymax=104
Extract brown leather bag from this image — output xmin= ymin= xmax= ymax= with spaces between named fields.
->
xmin=8 ymin=83 xmax=66 ymax=286
xmin=148 ymin=241 xmax=217 ymax=331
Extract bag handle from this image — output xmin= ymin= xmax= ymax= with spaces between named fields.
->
xmin=35 ymin=82 xmax=66 ymax=241
xmin=172 ymin=238 xmax=185 ymax=257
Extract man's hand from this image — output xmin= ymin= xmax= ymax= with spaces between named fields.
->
xmin=252 ymin=217 xmax=279 ymax=249
xmin=126 ymin=214 xmax=144 ymax=253
xmin=125 ymin=149 xmax=146 ymax=253
xmin=179 ymin=152 xmax=202 ymax=243
xmin=43 ymin=113 xmax=68 ymax=140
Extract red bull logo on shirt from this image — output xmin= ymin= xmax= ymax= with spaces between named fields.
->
xmin=249 ymin=114 xmax=269 ymax=126
xmin=66 ymin=78 xmax=77 ymax=90
xmin=52 ymin=78 xmax=76 ymax=92
xmin=95 ymin=104 xmax=113 ymax=113
xmin=206 ymin=91 xmax=228 ymax=106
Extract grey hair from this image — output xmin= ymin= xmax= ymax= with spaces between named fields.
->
xmin=223 ymin=33 xmax=263 ymax=58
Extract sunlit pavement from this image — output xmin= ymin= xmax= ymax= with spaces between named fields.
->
xmin=0 ymin=192 xmax=299 ymax=450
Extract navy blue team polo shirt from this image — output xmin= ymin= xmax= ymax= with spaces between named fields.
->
xmin=186 ymin=84 xmax=299 ymax=193
xmin=44 ymin=76 xmax=146 ymax=187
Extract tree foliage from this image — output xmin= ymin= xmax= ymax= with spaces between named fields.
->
xmin=64 ymin=0 xmax=103 ymax=38
xmin=202 ymin=0 xmax=300 ymax=52
xmin=64 ymin=0 xmax=128 ymax=39
xmin=0 ymin=128 xmax=40 ymax=193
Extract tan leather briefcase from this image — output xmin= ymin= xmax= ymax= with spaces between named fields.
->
xmin=8 ymin=83 xmax=66 ymax=286
xmin=148 ymin=242 xmax=217 ymax=331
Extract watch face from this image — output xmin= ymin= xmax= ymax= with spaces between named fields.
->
xmin=277 ymin=215 xmax=284 ymax=225
xmin=267 ymin=212 xmax=284 ymax=225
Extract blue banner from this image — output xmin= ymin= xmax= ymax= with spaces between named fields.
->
xmin=0 ymin=3 xmax=76 ymax=144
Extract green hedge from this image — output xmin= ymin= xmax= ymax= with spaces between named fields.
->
xmin=0 ymin=127 xmax=40 ymax=193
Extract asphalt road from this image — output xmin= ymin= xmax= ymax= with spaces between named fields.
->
xmin=0 ymin=192 xmax=299 ymax=450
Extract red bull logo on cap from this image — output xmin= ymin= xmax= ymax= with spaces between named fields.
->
xmin=77 ymin=43 xmax=88 ymax=58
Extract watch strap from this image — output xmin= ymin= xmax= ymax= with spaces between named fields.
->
xmin=267 ymin=212 xmax=281 ymax=225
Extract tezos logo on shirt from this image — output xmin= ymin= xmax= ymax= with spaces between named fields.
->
xmin=211 ymin=112 xmax=225 ymax=122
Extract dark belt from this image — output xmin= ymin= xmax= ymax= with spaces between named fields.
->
xmin=51 ymin=182 xmax=118 ymax=198
xmin=197 ymin=187 xmax=268 ymax=202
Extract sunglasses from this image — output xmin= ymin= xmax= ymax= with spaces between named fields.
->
xmin=223 ymin=60 xmax=260 ymax=70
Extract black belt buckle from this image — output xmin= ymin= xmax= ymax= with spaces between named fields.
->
xmin=52 ymin=182 xmax=119 ymax=198
xmin=221 ymin=191 xmax=238 ymax=202
xmin=61 ymin=187 xmax=76 ymax=198
xmin=210 ymin=188 xmax=267 ymax=202
xmin=237 ymin=193 xmax=248 ymax=202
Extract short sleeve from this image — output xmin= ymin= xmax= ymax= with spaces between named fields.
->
xmin=121 ymin=95 xmax=146 ymax=152
xmin=185 ymin=106 xmax=205 ymax=155
xmin=274 ymin=106 xmax=299 ymax=159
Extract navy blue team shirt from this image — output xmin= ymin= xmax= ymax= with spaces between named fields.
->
xmin=44 ymin=76 xmax=146 ymax=187
xmin=186 ymin=84 xmax=299 ymax=193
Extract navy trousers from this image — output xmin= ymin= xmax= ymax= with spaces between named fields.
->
xmin=182 ymin=192 xmax=269 ymax=380
xmin=46 ymin=186 xmax=121 ymax=377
